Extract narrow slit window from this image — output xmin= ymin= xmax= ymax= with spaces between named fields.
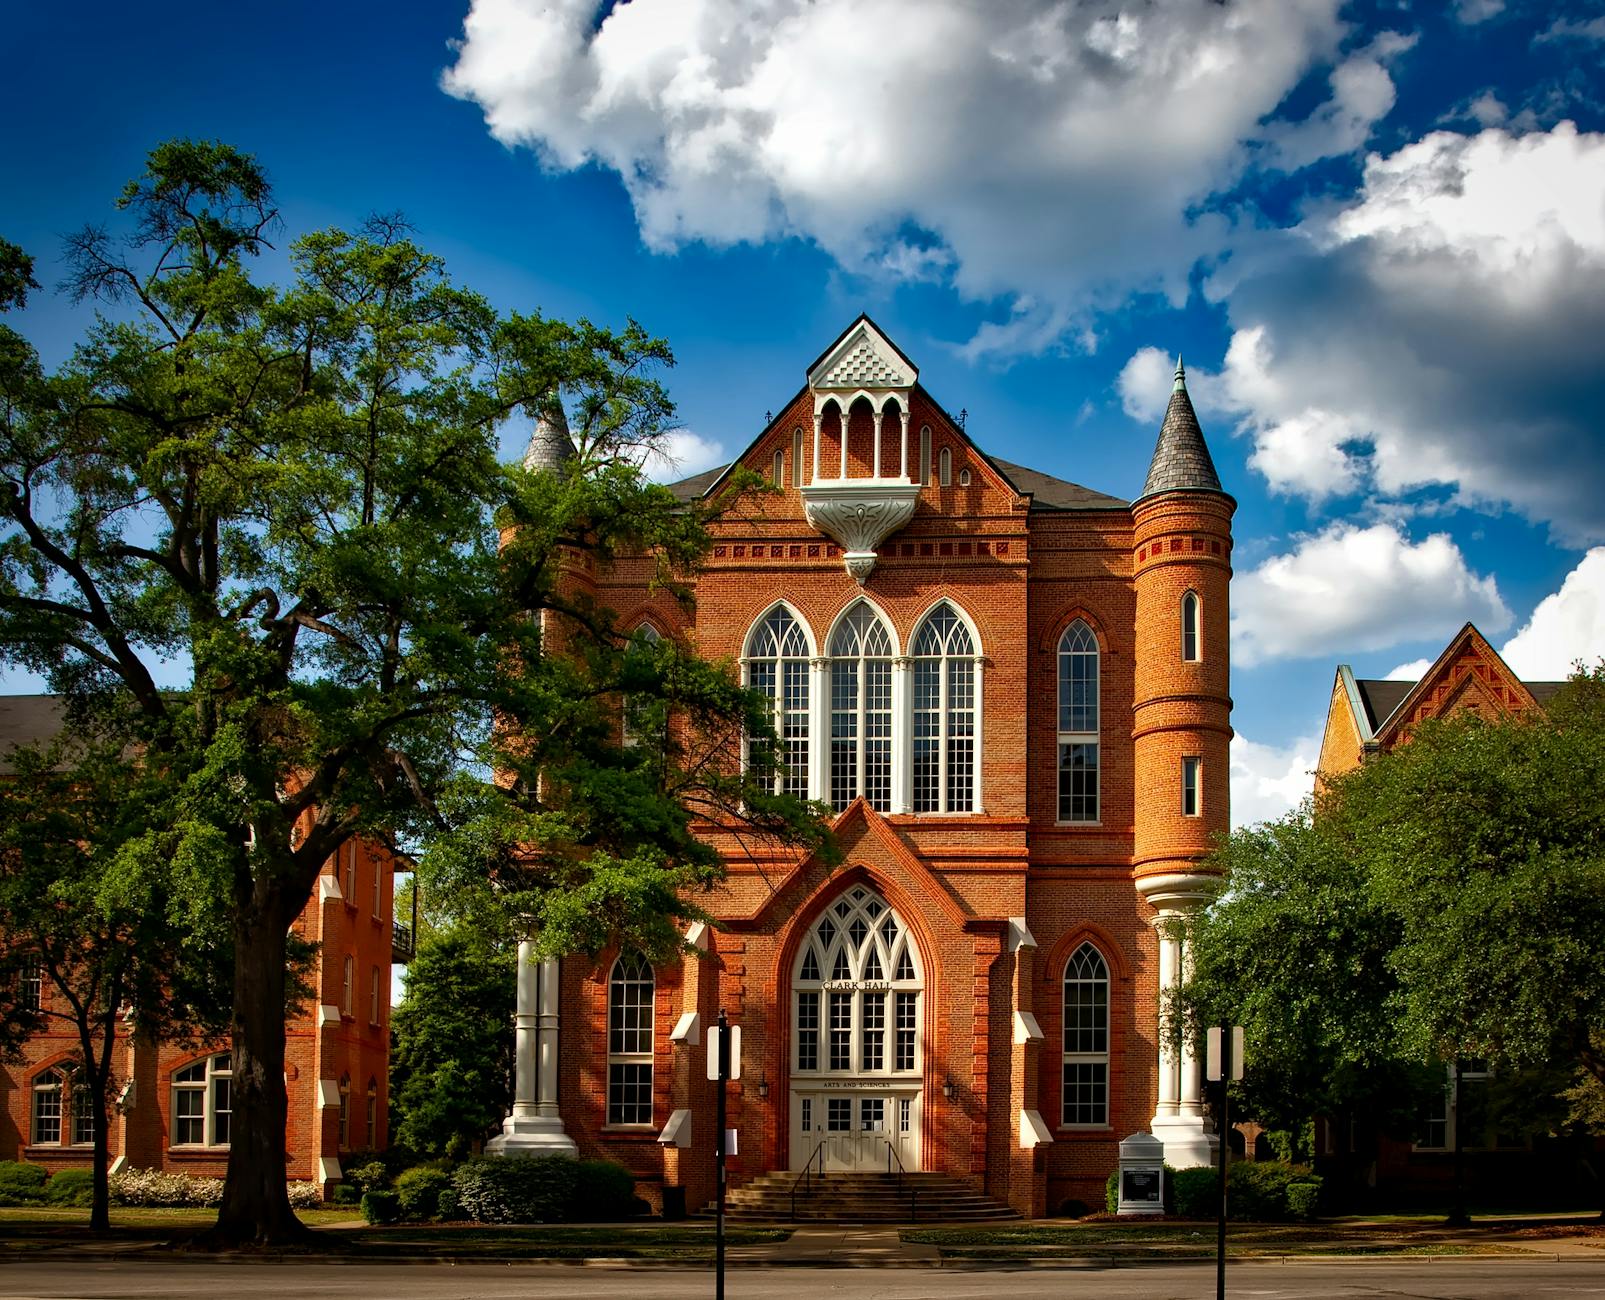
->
xmin=773 ymin=448 xmax=785 ymax=486
xmin=1182 ymin=591 xmax=1201 ymax=662
xmin=1182 ymin=756 xmax=1201 ymax=817
xmin=939 ymin=446 xmax=952 ymax=486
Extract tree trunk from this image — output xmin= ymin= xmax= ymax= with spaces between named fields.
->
xmin=210 ymin=882 xmax=309 ymax=1246
xmin=88 ymin=1071 xmax=111 ymax=1233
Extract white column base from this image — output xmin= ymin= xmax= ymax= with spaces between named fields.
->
xmin=485 ymin=1107 xmax=579 ymax=1158
xmin=1150 ymin=1115 xmax=1218 ymax=1170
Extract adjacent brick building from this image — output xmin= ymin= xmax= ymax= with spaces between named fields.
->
xmin=0 ymin=695 xmax=407 ymax=1190
xmin=492 ymin=317 xmax=1235 ymax=1217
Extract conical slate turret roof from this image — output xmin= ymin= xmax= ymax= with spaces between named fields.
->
xmin=1138 ymin=358 xmax=1222 ymax=499
xmin=523 ymin=397 xmax=576 ymax=474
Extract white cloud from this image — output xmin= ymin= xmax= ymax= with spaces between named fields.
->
xmin=639 ymin=429 xmax=727 ymax=484
xmin=1538 ymin=16 xmax=1605 ymax=42
xmin=1230 ymin=731 xmax=1319 ymax=827
xmin=1385 ymin=657 xmax=1433 ymax=681
xmin=1231 ymin=522 xmax=1511 ymax=667
xmin=442 ymin=0 xmax=1407 ymax=351
xmin=1454 ymin=0 xmax=1504 ymax=23
xmin=1500 ymin=547 xmax=1605 ymax=679
xmin=1203 ymin=123 xmax=1605 ymax=544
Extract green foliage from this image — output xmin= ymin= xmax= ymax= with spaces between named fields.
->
xmin=332 ymin=1184 xmax=361 ymax=1206
xmin=1105 ymin=1170 xmax=1118 ymax=1215
xmin=572 ymin=1159 xmax=637 ymax=1220
xmin=344 ymin=1161 xmax=391 ymax=1194
xmin=360 ymin=1190 xmax=402 ymax=1225
xmin=1228 ymin=1162 xmax=1322 ymax=1222
xmin=45 ymin=1169 xmax=95 ymax=1207
xmin=395 ymin=1163 xmax=455 ymax=1221
xmin=389 ymin=926 xmax=514 ymax=1158
xmin=451 ymin=1156 xmax=579 ymax=1224
xmin=436 ymin=1187 xmax=462 ymax=1221
xmin=0 ymin=139 xmax=834 ymax=1241
xmin=1171 ymin=1166 xmax=1216 ymax=1218
xmin=1285 ymin=1182 xmax=1321 ymax=1221
xmin=0 ymin=1162 xmax=47 ymax=1202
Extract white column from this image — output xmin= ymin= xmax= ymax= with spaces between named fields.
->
xmin=486 ymin=940 xmax=577 ymax=1157
xmin=1177 ymin=936 xmax=1202 ymax=1120
xmin=812 ymin=412 xmax=822 ymax=485
xmin=898 ymin=409 xmax=908 ymax=482
xmin=891 ymin=656 xmax=914 ymax=814
xmin=1153 ymin=923 xmax=1179 ymax=1120
xmin=872 ymin=409 xmax=884 ymax=479
xmin=970 ymin=654 xmax=984 ymax=813
xmin=809 ymin=656 xmax=831 ymax=803
xmin=839 ymin=405 xmax=850 ymax=479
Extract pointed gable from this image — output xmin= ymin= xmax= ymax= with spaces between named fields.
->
xmin=807 ymin=315 xmax=917 ymax=392
xmin=1372 ymin=623 xmax=1543 ymax=746
xmin=1138 ymin=358 xmax=1224 ymax=500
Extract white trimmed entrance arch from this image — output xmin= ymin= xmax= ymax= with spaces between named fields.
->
xmin=788 ymin=883 xmax=923 ymax=1171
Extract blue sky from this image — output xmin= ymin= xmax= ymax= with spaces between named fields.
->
xmin=4 ymin=0 xmax=1603 ymax=824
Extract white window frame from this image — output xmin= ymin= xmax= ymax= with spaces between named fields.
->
xmin=910 ymin=601 xmax=980 ymax=815
xmin=32 ymin=1068 xmax=65 ymax=1146
xmin=171 ymin=1052 xmax=232 ymax=1148
xmin=607 ymin=954 xmax=655 ymax=1126
xmin=1057 ymin=620 xmax=1101 ymax=824
xmin=792 ymin=885 xmax=922 ymax=1079
xmin=370 ymin=965 xmax=382 ymax=1025
xmin=1182 ymin=756 xmax=1201 ymax=817
xmin=792 ymin=426 xmax=805 ymax=484
xmin=1181 ymin=590 xmax=1201 ymax=662
xmin=743 ymin=605 xmax=813 ymax=798
xmin=828 ymin=602 xmax=896 ymax=812
xmin=343 ymin=841 xmax=356 ymax=901
xmin=20 ymin=955 xmax=42 ymax=1011
xmin=1061 ymin=943 xmax=1110 ymax=1128
xmin=938 ymin=446 xmax=952 ymax=486
xmin=773 ymin=448 xmax=785 ymax=486
xmin=342 ymin=954 xmax=354 ymax=1016
xmin=366 ymin=1078 xmax=378 ymax=1148
xmin=338 ymin=1074 xmax=351 ymax=1148
xmin=371 ymin=849 xmax=382 ymax=916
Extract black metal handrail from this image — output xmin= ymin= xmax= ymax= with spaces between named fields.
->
xmin=885 ymin=1140 xmax=918 ymax=1221
xmin=789 ymin=1138 xmax=827 ymax=1222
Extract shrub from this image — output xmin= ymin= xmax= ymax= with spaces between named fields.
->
xmin=333 ymin=1184 xmax=362 ymax=1206
xmin=436 ymin=1187 xmax=461 ymax=1221
xmin=345 ymin=1160 xmax=391 ymax=1194
xmin=1286 ymin=1181 xmax=1321 ymax=1221
xmin=1104 ymin=1170 xmax=1119 ymax=1214
xmin=287 ymin=1181 xmax=324 ymax=1210
xmin=1171 ymin=1165 xmax=1217 ymax=1218
xmin=396 ymin=1164 xmax=454 ymax=1221
xmin=452 ymin=1156 xmax=578 ymax=1224
xmin=360 ymin=1190 xmax=402 ymax=1225
xmin=0 ymin=1162 xmax=48 ymax=1202
xmin=45 ymin=1169 xmax=94 ymax=1207
xmin=109 ymin=1168 xmax=225 ymax=1207
xmin=572 ymin=1160 xmax=636 ymax=1221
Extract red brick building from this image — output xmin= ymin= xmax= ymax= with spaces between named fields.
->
xmin=0 ymin=696 xmax=406 ymax=1191
xmin=490 ymin=318 xmax=1235 ymax=1217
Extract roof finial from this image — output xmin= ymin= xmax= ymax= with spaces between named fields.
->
xmin=1173 ymin=354 xmax=1187 ymax=394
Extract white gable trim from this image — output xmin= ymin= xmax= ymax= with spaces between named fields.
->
xmin=808 ymin=319 xmax=916 ymax=393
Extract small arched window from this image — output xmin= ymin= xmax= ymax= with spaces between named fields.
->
xmin=746 ymin=607 xmax=811 ymax=797
xmin=958 ymin=467 xmax=971 ymax=487
xmin=773 ymin=448 xmax=785 ymax=487
xmin=829 ymin=603 xmax=894 ymax=812
xmin=793 ymin=427 xmax=805 ymax=484
xmin=911 ymin=603 xmax=976 ymax=814
xmin=1181 ymin=591 xmax=1200 ymax=662
xmin=1062 ymin=943 xmax=1110 ymax=1126
xmin=1057 ymin=620 xmax=1100 ymax=823
xmin=172 ymin=1052 xmax=232 ymax=1147
xmin=938 ymin=446 xmax=952 ymax=486
xmin=919 ymin=426 xmax=932 ymax=483
xmin=608 ymin=954 xmax=655 ymax=1125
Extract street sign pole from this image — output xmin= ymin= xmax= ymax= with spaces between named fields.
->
xmin=1216 ymin=1019 xmax=1230 ymax=1300
xmin=715 ymin=1007 xmax=729 ymax=1300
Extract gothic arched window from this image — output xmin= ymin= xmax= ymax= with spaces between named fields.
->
xmin=1062 ymin=943 xmax=1110 ymax=1126
xmin=829 ymin=603 xmax=894 ymax=811
xmin=911 ymin=603 xmax=976 ymax=813
xmin=608 ymin=954 xmax=655 ymax=1126
xmin=746 ymin=607 xmax=811 ymax=797
xmin=1057 ymin=620 xmax=1100 ymax=823
xmin=1181 ymin=591 xmax=1201 ymax=662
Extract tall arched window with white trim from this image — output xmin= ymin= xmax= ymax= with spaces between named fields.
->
xmin=773 ymin=448 xmax=785 ymax=486
xmin=172 ymin=1052 xmax=232 ymax=1147
xmin=938 ymin=446 xmax=952 ymax=486
xmin=792 ymin=427 xmax=805 ymax=483
xmin=622 ymin=622 xmax=663 ymax=748
xmin=746 ymin=607 xmax=810 ymax=797
xmin=919 ymin=426 xmax=931 ymax=483
xmin=829 ymin=603 xmax=893 ymax=812
xmin=1181 ymin=591 xmax=1201 ymax=662
xmin=1062 ymin=943 xmax=1110 ymax=1126
xmin=608 ymin=954 xmax=655 ymax=1126
xmin=912 ymin=603 xmax=976 ymax=813
xmin=1057 ymin=620 xmax=1100 ymax=822
xmin=32 ymin=1068 xmax=63 ymax=1145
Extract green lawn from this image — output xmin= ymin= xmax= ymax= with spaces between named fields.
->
xmin=0 ymin=1206 xmax=354 ymax=1229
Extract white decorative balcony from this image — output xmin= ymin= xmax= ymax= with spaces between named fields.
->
xmin=802 ymin=479 xmax=921 ymax=584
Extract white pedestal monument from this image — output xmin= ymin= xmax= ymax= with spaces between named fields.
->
xmin=486 ymin=939 xmax=577 ymax=1157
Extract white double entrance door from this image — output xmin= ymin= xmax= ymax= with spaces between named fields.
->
xmin=790 ymin=1088 xmax=922 ymax=1172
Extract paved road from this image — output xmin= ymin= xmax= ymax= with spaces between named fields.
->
xmin=0 ymin=1261 xmax=1602 ymax=1299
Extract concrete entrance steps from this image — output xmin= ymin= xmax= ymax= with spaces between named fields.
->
xmin=706 ymin=1170 xmax=1023 ymax=1223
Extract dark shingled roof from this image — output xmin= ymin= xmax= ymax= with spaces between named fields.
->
xmin=667 ymin=464 xmax=729 ymax=502
xmin=1356 ymin=677 xmax=1569 ymax=732
xmin=988 ymin=459 xmax=1128 ymax=510
xmin=523 ymin=401 xmax=576 ymax=474
xmin=0 ymin=695 xmax=66 ymax=775
xmin=1353 ymin=680 xmax=1414 ymax=733
xmin=1138 ymin=362 xmax=1223 ymax=500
